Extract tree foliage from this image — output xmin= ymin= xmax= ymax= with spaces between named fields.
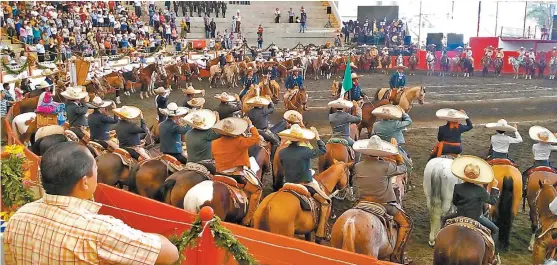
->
xmin=527 ymin=2 xmax=556 ymax=28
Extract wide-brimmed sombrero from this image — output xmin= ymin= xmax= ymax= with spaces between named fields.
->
xmin=35 ymin=81 xmax=52 ymax=90
xmin=35 ymin=125 xmax=65 ymax=141
xmin=486 ymin=119 xmax=516 ymax=132
xmin=42 ymin=69 xmax=56 ymax=76
xmin=372 ymin=104 xmax=403 ymax=120
xmin=353 ymin=135 xmax=399 ymax=157
xmin=436 ymin=108 xmax=469 ymax=122
xmin=278 ymin=124 xmax=315 ymax=142
xmin=161 ymin=102 xmax=189 ymax=117
xmin=215 ymin=92 xmax=237 ymax=102
xmin=351 ymin=73 xmax=363 ymax=79
xmin=184 ymin=109 xmax=217 ymax=130
xmin=86 ymin=96 xmax=113 ymax=109
xmin=154 ymin=86 xmax=169 ymax=94
xmin=529 ymin=126 xmax=557 ymax=143
xmin=246 ymin=96 xmax=270 ymax=107
xmin=289 ymin=67 xmax=302 ymax=72
xmin=113 ymin=106 xmax=141 ymax=119
xmin=451 ymin=155 xmax=494 ymax=185
xmin=213 ymin=117 xmax=249 ymax=137
xmin=182 ymin=86 xmax=204 ymax=95
xmin=395 ymin=64 xmax=407 ymax=69
xmin=61 ymin=86 xmax=88 ymax=100
xmin=283 ymin=110 xmax=303 ymax=124
xmin=328 ymin=98 xmax=353 ymax=109
xmin=187 ymin=97 xmax=206 ymax=108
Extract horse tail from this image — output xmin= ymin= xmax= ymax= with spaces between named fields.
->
xmin=341 ymin=218 xmax=356 ymax=252
xmin=127 ymin=163 xmax=141 ymax=194
xmin=154 ymin=179 xmax=177 ymax=203
xmin=496 ymin=176 xmax=514 ymax=248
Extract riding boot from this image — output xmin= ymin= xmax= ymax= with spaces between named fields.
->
xmin=242 ymin=181 xmax=262 ymax=226
xmin=390 ymin=208 xmax=413 ymax=264
xmin=316 ymin=201 xmax=331 ymax=240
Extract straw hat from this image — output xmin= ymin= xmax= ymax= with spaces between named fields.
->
xmin=529 ymin=126 xmax=557 ymax=143
xmin=187 ymin=97 xmax=206 ymax=108
xmin=395 ymin=64 xmax=407 ymax=69
xmin=247 ymin=67 xmax=254 ymax=72
xmin=372 ymin=104 xmax=403 ymax=120
xmin=182 ymin=86 xmax=204 ymax=95
xmin=278 ymin=124 xmax=315 ymax=142
xmin=351 ymin=73 xmax=363 ymax=79
xmin=35 ymin=81 xmax=52 ymax=90
xmin=486 ymin=119 xmax=516 ymax=132
xmin=35 ymin=125 xmax=66 ymax=141
xmin=113 ymin=106 xmax=141 ymax=119
xmin=160 ymin=102 xmax=189 ymax=117
xmin=86 ymin=96 xmax=113 ymax=109
xmin=213 ymin=117 xmax=249 ymax=137
xmin=183 ymin=109 xmax=217 ymax=130
xmin=215 ymin=92 xmax=237 ymax=102
xmin=154 ymin=86 xmax=169 ymax=94
xmin=353 ymin=135 xmax=399 ymax=157
xmin=328 ymin=98 xmax=353 ymax=109
xmin=283 ymin=110 xmax=303 ymax=124
xmin=436 ymin=108 xmax=469 ymax=122
xmin=42 ymin=69 xmax=56 ymax=76
xmin=289 ymin=66 xmax=302 ymax=72
xmin=451 ymin=155 xmax=494 ymax=185
xmin=61 ymin=86 xmax=88 ymax=100
xmin=246 ymin=96 xmax=270 ymax=107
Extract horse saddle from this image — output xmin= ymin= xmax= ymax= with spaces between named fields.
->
xmin=327 ymin=138 xmax=355 ymax=161
xmin=64 ymin=130 xmax=80 ymax=142
xmin=113 ymin=148 xmax=138 ymax=167
xmin=213 ymin=175 xmax=248 ymax=211
xmin=354 ymin=201 xmax=396 ymax=246
xmin=157 ymin=154 xmax=186 ymax=173
xmin=183 ymin=162 xmax=212 ymax=179
xmin=444 ymin=217 xmax=496 ymax=264
xmin=526 ymin=165 xmax=557 ymax=176
xmin=388 ymin=89 xmax=404 ymax=105
xmin=487 ymin=158 xmax=518 ymax=167
xmin=87 ymin=141 xmax=109 ymax=157
xmin=280 ymin=183 xmax=319 ymax=224
xmin=36 ymin=113 xmax=58 ymax=128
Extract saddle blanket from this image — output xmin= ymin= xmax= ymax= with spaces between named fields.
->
xmin=445 ymin=216 xmax=495 ymax=262
xmin=354 ymin=201 xmax=395 ymax=246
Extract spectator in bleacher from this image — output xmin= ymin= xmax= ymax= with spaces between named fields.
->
xmin=231 ymin=15 xmax=237 ymax=33
xmin=224 ymin=30 xmax=231 ymax=50
xmin=134 ymin=0 xmax=142 ymax=17
xmin=205 ymin=18 xmax=210 ymax=39
xmin=275 ymin=8 xmax=280 ymax=23
xmin=257 ymin=24 xmax=263 ymax=37
xmin=542 ymin=24 xmax=549 ymax=40
xmin=257 ymin=35 xmax=263 ymax=49
xmin=222 ymin=2 xmax=227 ymax=18
xmin=185 ymin=14 xmax=191 ymax=33
xmin=210 ymin=18 xmax=217 ymax=38
xmin=180 ymin=19 xmax=188 ymax=38
xmin=289 ymin=8 xmax=294 ymax=23
xmin=36 ymin=40 xmax=45 ymax=62
xmin=299 ymin=12 xmax=306 ymax=33
xmin=236 ymin=12 xmax=241 ymax=33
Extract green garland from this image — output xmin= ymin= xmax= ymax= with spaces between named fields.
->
xmin=1 ymin=145 xmax=36 ymax=220
xmin=168 ymin=216 xmax=257 ymax=265
xmin=2 ymin=58 xmax=30 ymax=75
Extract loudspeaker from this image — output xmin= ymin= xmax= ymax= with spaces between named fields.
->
xmin=404 ymin=35 xmax=411 ymax=45
xmin=426 ymin=33 xmax=443 ymax=50
xmin=446 ymin=33 xmax=464 ymax=51
xmin=327 ymin=6 xmax=332 ymax=14
xmin=552 ymin=15 xmax=557 ymax=40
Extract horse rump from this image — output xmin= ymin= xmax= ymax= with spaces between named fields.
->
xmin=154 ymin=179 xmax=177 ymax=202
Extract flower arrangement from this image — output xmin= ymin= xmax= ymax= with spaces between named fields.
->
xmin=1 ymin=145 xmax=38 ymax=221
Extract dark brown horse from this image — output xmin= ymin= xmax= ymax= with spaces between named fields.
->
xmin=532 ymin=181 xmax=557 ymax=264
xmin=380 ymin=54 xmax=392 ymax=75
xmin=156 ymin=169 xmax=211 ymax=208
xmin=138 ymin=63 xmax=165 ymax=98
xmin=408 ymin=54 xmax=418 ymax=75
xmin=163 ymin=63 xmax=182 ymax=90
xmin=358 ymin=99 xmax=389 ymax=138
xmin=433 ymin=222 xmax=495 ymax=265
xmin=526 ymin=171 xmax=557 ymax=251
xmin=284 ymin=88 xmax=307 ymax=113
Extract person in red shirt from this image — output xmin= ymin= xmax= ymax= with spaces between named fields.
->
xmin=108 ymin=1 xmax=115 ymax=12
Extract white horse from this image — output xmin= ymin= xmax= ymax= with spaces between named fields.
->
xmin=396 ymin=54 xmax=404 ymax=67
xmin=550 ymin=57 xmax=557 ymax=80
xmin=426 ymin=52 xmax=436 ymax=76
xmin=12 ymin=112 xmax=37 ymax=146
xmin=423 ymin=157 xmax=462 ymax=246
xmin=508 ymin=57 xmax=521 ymax=79
xmin=299 ymin=55 xmax=310 ymax=80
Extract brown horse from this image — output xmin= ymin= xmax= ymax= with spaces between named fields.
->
xmin=138 ymin=63 xmax=164 ymax=98
xmin=163 ymin=63 xmax=182 ymax=90
xmin=259 ymin=79 xmax=280 ymax=103
xmin=487 ymin=164 xmax=522 ymax=251
xmin=527 ymin=171 xmax=557 ymax=251
xmin=408 ymin=54 xmax=418 ymax=75
xmin=284 ymin=88 xmax=307 ymax=113
xmin=241 ymin=85 xmax=276 ymax=113
xmin=380 ymin=54 xmax=392 ymax=75
xmin=253 ymin=161 xmax=353 ymax=241
xmin=433 ymin=220 xmax=495 ymax=265
xmin=223 ymin=63 xmax=239 ymax=88
xmin=155 ymin=169 xmax=211 ymax=208
xmin=532 ymin=181 xmax=557 ymax=264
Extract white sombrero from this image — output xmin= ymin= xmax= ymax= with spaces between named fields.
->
xmin=278 ymin=124 xmax=315 ymax=142
xmin=486 ymin=119 xmax=516 ymax=132
xmin=154 ymin=86 xmax=169 ymax=94
xmin=289 ymin=66 xmax=302 ymax=72
xmin=246 ymin=96 xmax=270 ymax=107
xmin=187 ymin=97 xmax=206 ymax=108
xmin=372 ymin=104 xmax=403 ymax=120
xmin=395 ymin=64 xmax=407 ymax=69
xmin=215 ymin=92 xmax=237 ymax=102
xmin=184 ymin=109 xmax=217 ymax=130
xmin=328 ymin=98 xmax=353 ymax=109
xmin=113 ymin=106 xmax=141 ymax=119
xmin=283 ymin=110 xmax=303 ymax=124
xmin=35 ymin=81 xmax=52 ymax=90
xmin=61 ymin=86 xmax=88 ymax=100
xmin=436 ymin=108 xmax=469 ymax=122
xmin=529 ymin=126 xmax=557 ymax=143
xmin=86 ymin=96 xmax=113 ymax=109
xmin=35 ymin=125 xmax=65 ymax=141
xmin=161 ymin=102 xmax=189 ymax=117
xmin=213 ymin=117 xmax=249 ymax=137
xmin=42 ymin=69 xmax=56 ymax=76
xmin=182 ymin=86 xmax=204 ymax=95
xmin=351 ymin=73 xmax=362 ymax=79
xmin=451 ymin=155 xmax=494 ymax=185
xmin=353 ymin=135 xmax=399 ymax=157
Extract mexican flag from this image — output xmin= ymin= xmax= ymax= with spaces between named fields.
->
xmin=341 ymin=58 xmax=352 ymax=98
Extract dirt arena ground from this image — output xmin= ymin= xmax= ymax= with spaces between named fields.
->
xmin=112 ymin=70 xmax=557 ymax=265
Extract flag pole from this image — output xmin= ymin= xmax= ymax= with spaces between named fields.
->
xmin=523 ymin=2 xmax=528 ymax=38
xmin=494 ymin=1 xmax=499 ymax=36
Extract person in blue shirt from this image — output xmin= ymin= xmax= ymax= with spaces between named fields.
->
xmin=429 ymin=109 xmax=473 ymax=160
xmin=387 ymin=65 xmax=407 ymax=102
xmin=283 ymin=67 xmax=306 ymax=109
xmin=270 ymin=64 xmax=279 ymax=81
xmin=159 ymin=102 xmax=190 ymax=164
xmin=86 ymin=96 xmax=119 ymax=150
xmin=346 ymin=73 xmax=365 ymax=103
xmin=239 ymin=68 xmax=258 ymax=99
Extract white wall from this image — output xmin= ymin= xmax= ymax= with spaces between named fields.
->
xmin=499 ymin=40 xmax=536 ymax=51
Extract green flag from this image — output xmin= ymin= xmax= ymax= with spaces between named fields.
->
xmin=341 ymin=58 xmax=352 ymax=97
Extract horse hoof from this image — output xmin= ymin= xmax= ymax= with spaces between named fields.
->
xmin=428 ymin=240 xmax=435 ymax=247
xmin=528 ymin=245 xmax=533 ymax=252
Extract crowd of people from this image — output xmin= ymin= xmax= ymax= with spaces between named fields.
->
xmin=341 ymin=18 xmax=407 ymax=47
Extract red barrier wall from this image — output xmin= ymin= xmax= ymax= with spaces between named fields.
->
xmin=95 ymin=184 xmax=397 ymax=265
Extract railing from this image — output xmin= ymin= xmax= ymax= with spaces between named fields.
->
xmin=499 ymin=26 xmax=540 ymax=39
